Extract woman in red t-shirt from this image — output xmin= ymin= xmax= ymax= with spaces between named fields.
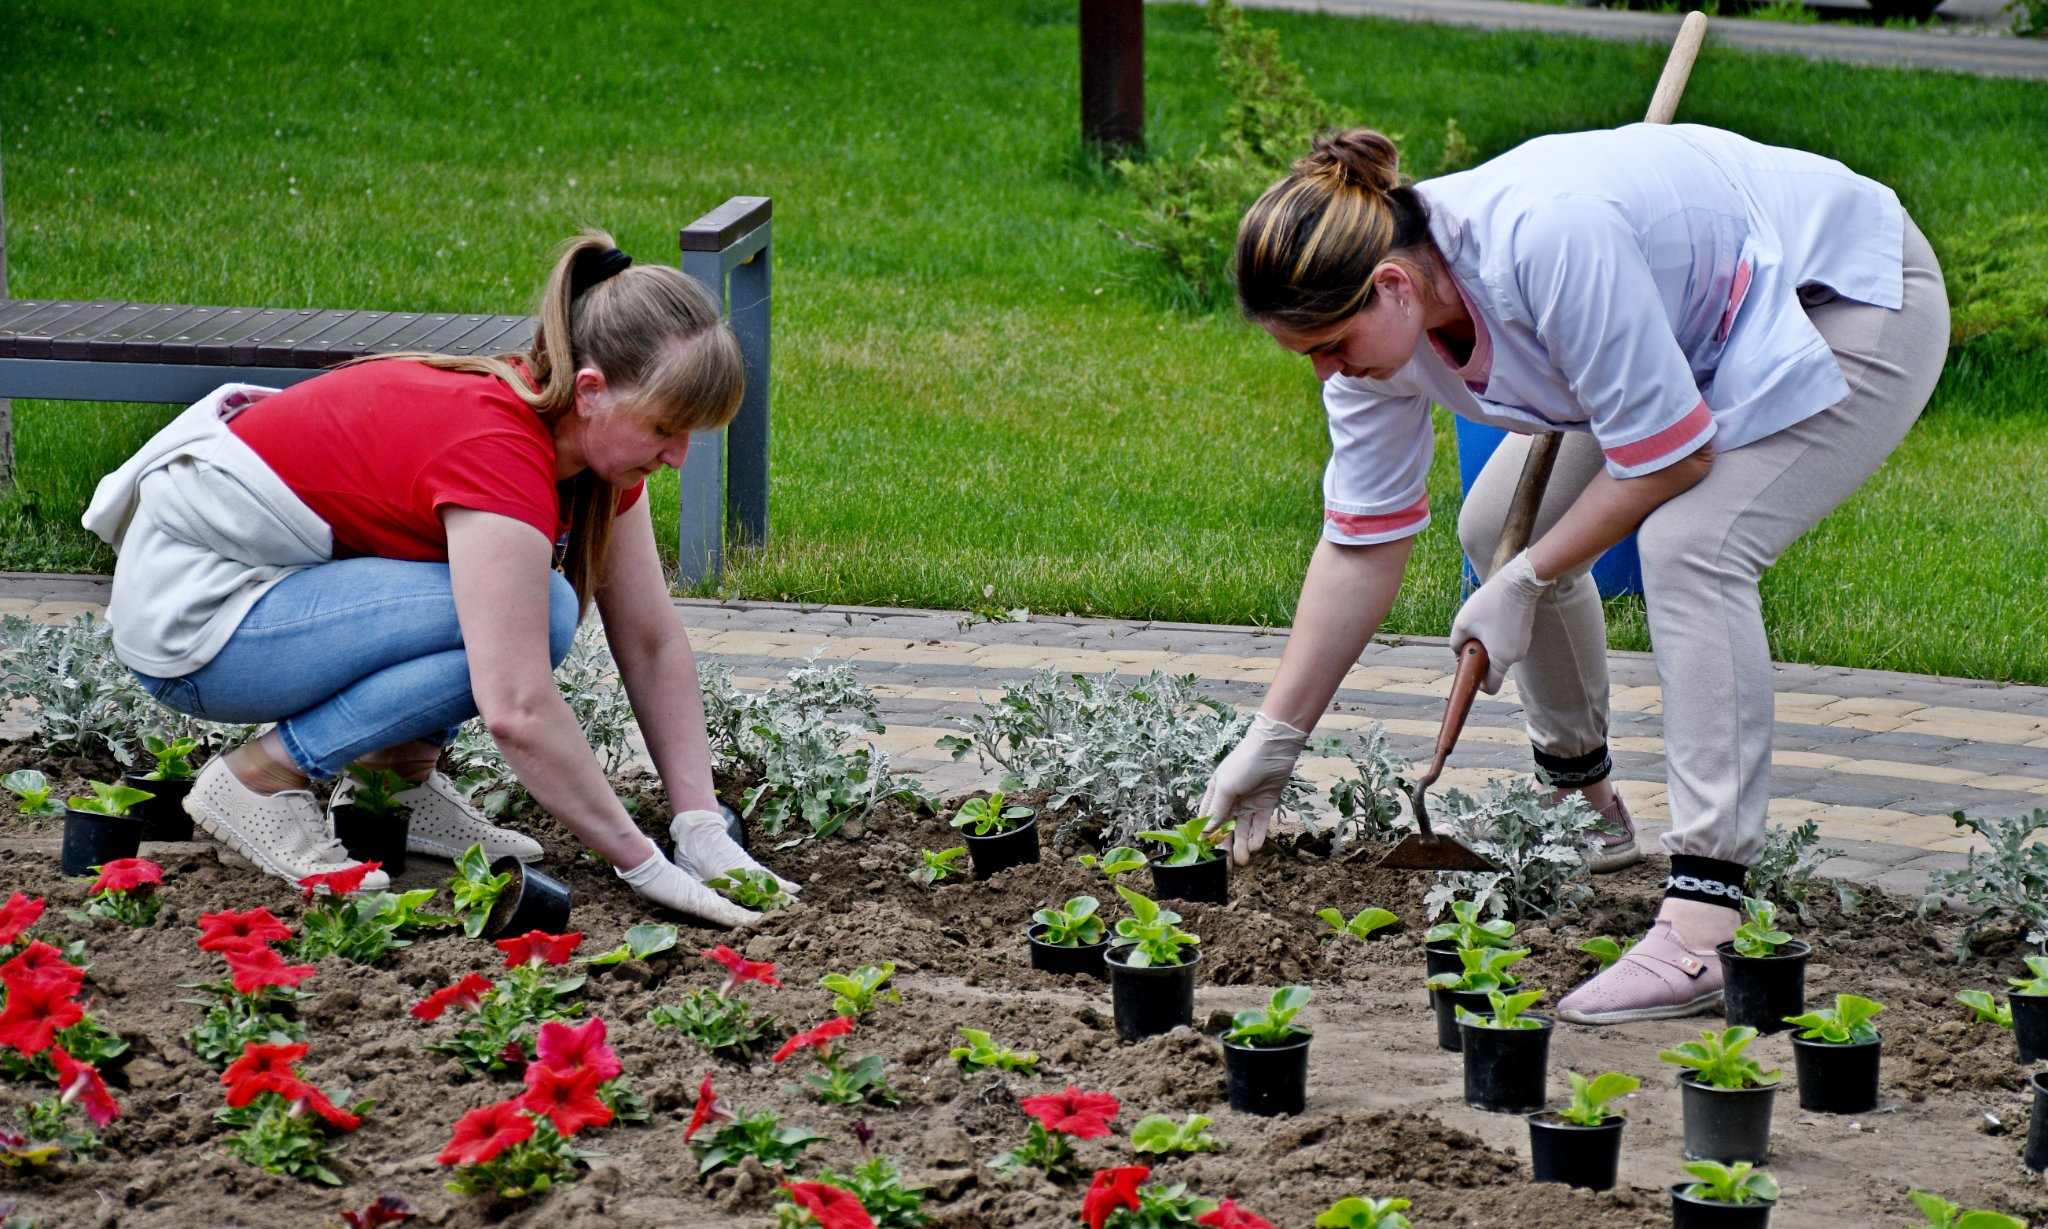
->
xmin=98 ymin=233 xmax=792 ymax=927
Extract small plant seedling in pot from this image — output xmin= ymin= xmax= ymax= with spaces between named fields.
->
xmin=950 ymin=791 xmax=1032 ymax=837
xmin=340 ymin=764 xmax=411 ymax=818
xmin=1577 ymin=935 xmax=1636 ymax=970
xmin=141 ymin=734 xmax=201 ymax=781
xmin=1906 ymin=1190 xmax=2027 ymax=1229
xmin=911 ymin=846 xmax=968 ymax=886
xmin=1660 ymin=1025 xmax=1780 ymax=1166
xmin=1224 ymin=986 xmax=1314 ymax=1046
xmin=1426 ymin=946 xmax=1527 ymax=994
xmin=449 ymin=845 xmax=516 ymax=939
xmin=2010 ymin=955 xmax=2048 ymax=996
xmin=1080 ymin=846 xmax=1148 ymax=878
xmin=1129 ymin=1112 xmax=1219 ymax=1155
xmin=949 ymin=1027 xmax=1038 ymax=1073
xmin=1135 ymin=816 xmax=1230 ymax=866
xmin=704 ymin=867 xmax=790 ymax=911
xmin=1454 ymin=989 xmax=1547 ymax=1032
xmin=1784 ymin=993 xmax=1884 ymax=1044
xmin=1677 ymin=1159 xmax=1778 ymax=1205
xmin=1317 ymin=907 xmax=1398 ymax=944
xmin=1221 ymin=986 xmax=1314 ymax=1115
xmin=1424 ymin=898 xmax=1515 ymax=951
xmin=1556 ymin=1069 xmax=1640 ymax=1125
xmin=2 ymin=770 xmax=63 ymax=818
xmin=1657 ymin=1026 xmax=1782 ymax=1090
xmin=1316 ymin=1196 xmax=1414 ymax=1229
xmin=1526 ymin=1068 xmax=1639 ymax=1191
xmin=1032 ymin=896 xmax=1106 ymax=947
xmin=1730 ymin=897 xmax=1792 ymax=958
xmin=68 ymin=780 xmax=152 ymax=818
xmin=818 ymin=963 xmax=898 ymax=1017
xmin=1111 ymin=886 xmax=1198 ymax=968
xmin=1785 ymin=992 xmax=1886 ymax=1115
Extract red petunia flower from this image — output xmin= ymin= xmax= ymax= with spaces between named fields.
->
xmin=494 ymin=930 xmax=584 ymax=968
xmin=339 ymin=1195 xmax=417 ymax=1228
xmin=297 ymin=861 xmax=383 ymax=902
xmin=291 ymin=1082 xmax=362 ymax=1132
xmin=684 ymin=1071 xmax=733 ymax=1142
xmin=88 ymin=857 xmax=163 ymax=896
xmin=0 ymin=977 xmax=85 ymax=1054
xmin=533 ymin=1016 xmax=622 ymax=1083
xmin=222 ymin=945 xmax=316 ymax=995
xmin=50 ymin=1046 xmax=119 ymax=1127
xmin=1197 ymin=1200 xmax=1278 ymax=1229
xmin=409 ymin=973 xmax=494 ymax=1022
xmin=701 ymin=944 xmax=782 ymax=995
xmin=1020 ymin=1087 xmax=1121 ymax=1140
xmin=0 ymin=941 xmax=83 ymax=999
xmin=220 ymin=1041 xmax=310 ymax=1100
xmin=0 ymin=893 xmax=47 ymax=946
xmin=196 ymin=907 xmax=293 ymax=953
xmin=518 ymin=1061 xmax=613 ymax=1137
xmin=1081 ymin=1166 xmax=1149 ymax=1229
xmin=772 ymin=1015 xmax=856 ymax=1064
xmin=437 ymin=1099 xmax=535 ymax=1167
xmin=783 ymin=1181 xmax=878 ymax=1229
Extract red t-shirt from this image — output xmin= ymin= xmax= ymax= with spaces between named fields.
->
xmin=228 ymin=360 xmax=642 ymax=560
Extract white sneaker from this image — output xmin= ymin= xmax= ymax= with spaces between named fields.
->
xmin=330 ymin=770 xmax=543 ymax=864
xmin=184 ymin=757 xmax=390 ymax=891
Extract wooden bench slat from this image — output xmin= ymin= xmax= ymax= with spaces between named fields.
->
xmin=250 ymin=309 xmax=360 ymax=367
xmin=323 ymin=312 xmax=431 ymax=360
xmin=6 ymin=301 xmax=130 ymax=360
xmin=463 ymin=316 xmax=537 ymax=358
xmin=183 ymin=309 xmax=294 ymax=366
xmin=226 ymin=310 xmax=327 ymax=366
xmin=281 ymin=310 xmax=391 ymax=366
xmin=438 ymin=314 xmax=526 ymax=357
xmin=119 ymin=305 xmax=230 ymax=363
xmin=45 ymin=303 xmax=152 ymax=361
xmin=0 ymin=300 xmax=62 ymax=335
xmin=359 ymin=313 xmax=461 ymax=356
xmin=153 ymin=307 xmax=263 ymax=364
xmin=0 ymin=301 xmax=105 ymax=356
xmin=79 ymin=304 xmax=213 ymax=360
xmin=401 ymin=313 xmax=499 ymax=356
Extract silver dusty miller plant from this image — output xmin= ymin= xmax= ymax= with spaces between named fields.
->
xmin=1423 ymin=776 xmax=1602 ymax=921
xmin=938 ymin=669 xmax=1310 ymax=848
xmin=1747 ymin=817 xmax=1861 ymax=923
xmin=699 ymin=652 xmax=925 ymax=844
xmin=1920 ymin=808 xmax=2048 ymax=962
xmin=446 ymin=622 xmax=637 ymax=818
xmin=1309 ymin=724 xmax=1412 ymax=849
xmin=0 ymin=612 xmax=251 ymax=765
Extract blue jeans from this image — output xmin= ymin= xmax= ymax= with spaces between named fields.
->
xmin=132 ymin=558 xmax=578 ymax=781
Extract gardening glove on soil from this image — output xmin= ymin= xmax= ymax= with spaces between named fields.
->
xmin=1198 ymin=712 xmax=1310 ymax=867
xmin=670 ymin=809 xmax=801 ymax=897
xmin=1448 ymin=549 xmax=1553 ymax=694
xmin=616 ymin=846 xmax=761 ymax=929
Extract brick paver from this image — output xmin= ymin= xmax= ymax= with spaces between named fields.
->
xmin=7 ymin=570 xmax=2033 ymax=897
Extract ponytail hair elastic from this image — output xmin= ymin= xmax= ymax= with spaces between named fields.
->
xmin=570 ymin=246 xmax=634 ymax=297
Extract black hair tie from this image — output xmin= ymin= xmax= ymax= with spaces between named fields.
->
xmin=570 ymin=247 xmax=634 ymax=297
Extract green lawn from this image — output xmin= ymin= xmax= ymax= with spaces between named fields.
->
xmin=2 ymin=1 xmax=2045 ymax=680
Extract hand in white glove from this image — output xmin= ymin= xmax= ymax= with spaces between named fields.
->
xmin=1197 ymin=712 xmax=1311 ymax=866
xmin=670 ymin=809 xmax=802 ymax=897
xmin=1448 ymin=548 xmax=1554 ymax=694
xmin=616 ymin=845 xmax=761 ymax=929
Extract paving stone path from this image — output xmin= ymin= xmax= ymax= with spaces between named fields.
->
xmin=7 ymin=571 xmax=2039 ymax=900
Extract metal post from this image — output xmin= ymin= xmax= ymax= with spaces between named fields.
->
xmin=677 ymin=195 xmax=773 ymax=586
xmin=1079 ymin=0 xmax=1144 ymax=157
xmin=0 ymin=123 xmax=13 ymax=489
xmin=725 ymin=244 xmax=769 ymax=548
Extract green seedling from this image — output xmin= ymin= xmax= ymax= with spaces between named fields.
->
xmin=1657 ymin=1026 xmax=1781 ymax=1090
xmin=1111 ymin=885 xmax=1198 ymax=969
xmin=1784 ymin=993 xmax=1885 ymax=1044
xmin=1556 ymin=1069 xmax=1640 ymax=1126
xmin=1129 ymin=1112 xmax=1219 ymax=1155
xmin=705 ymin=867 xmax=791 ymax=911
xmin=795 ymin=1156 xmax=930 ymax=1229
xmin=1731 ymin=897 xmax=1793 ymax=958
xmin=1317 ymin=907 xmax=1398 ymax=943
xmin=340 ymin=763 xmax=412 ymax=817
xmin=2010 ymin=955 xmax=2048 ymax=996
xmin=1578 ymin=935 xmax=1636 ymax=970
xmin=587 ymin=924 xmax=680 ymax=966
xmin=650 ymin=989 xmax=778 ymax=1060
xmin=1134 ymin=816 xmax=1231 ymax=867
xmin=692 ymin=1108 xmax=826 ymax=1177
xmin=1079 ymin=845 xmax=1148 ymax=877
xmin=911 ymin=845 xmax=968 ymax=886
xmin=1907 ymin=1189 xmax=2027 ymax=1229
xmin=1031 ymin=896 xmax=1106 ymax=947
xmin=1425 ymin=946 xmax=1527 ymax=994
xmin=949 ymin=791 xmax=1031 ymax=837
xmin=948 ymin=1027 xmax=1037 ymax=1073
xmin=1223 ymin=985 xmax=1313 ymax=1047
xmin=448 ymin=844 xmax=514 ymax=939
xmin=1316 ymin=1196 xmax=1413 ymax=1229
xmin=818 ymin=963 xmax=898 ymax=1017
xmin=3 ymin=770 xmax=63 ymax=818
xmin=1423 ymin=898 xmax=1515 ymax=951
xmin=142 ymin=734 xmax=201 ymax=781
xmin=1679 ymin=1159 xmax=1778 ymax=1205
xmin=1453 ymin=988 xmax=1546 ymax=1031
xmin=66 ymin=780 xmax=152 ymax=817
xmin=1957 ymin=990 xmax=2013 ymax=1029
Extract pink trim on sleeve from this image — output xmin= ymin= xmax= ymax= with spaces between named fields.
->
xmin=1603 ymin=399 xmax=1714 ymax=470
xmin=1324 ymin=493 xmax=1430 ymax=540
xmin=1718 ymin=259 xmax=1752 ymax=343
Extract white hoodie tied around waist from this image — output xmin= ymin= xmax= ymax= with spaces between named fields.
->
xmin=82 ymin=384 xmax=335 ymax=678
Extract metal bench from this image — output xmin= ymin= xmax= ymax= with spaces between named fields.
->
xmin=0 ymin=192 xmax=771 ymax=583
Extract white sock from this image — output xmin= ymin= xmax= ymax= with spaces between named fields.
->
xmin=670 ymin=810 xmax=802 ymax=896
xmin=615 ymin=846 xmax=761 ymax=929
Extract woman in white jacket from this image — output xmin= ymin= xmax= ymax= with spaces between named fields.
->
xmin=1199 ymin=125 xmax=1948 ymax=1023
xmin=86 ymin=233 xmax=791 ymax=927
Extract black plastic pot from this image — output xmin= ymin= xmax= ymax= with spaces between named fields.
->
xmin=1423 ymin=940 xmax=1462 ymax=1003
xmin=1104 ymin=943 xmax=1199 ymax=1042
xmin=1670 ymin=1185 xmax=1775 ymax=1228
xmin=2012 ymin=992 xmax=2048 ymax=1065
xmin=2025 ymin=1070 xmax=2048 ymax=1173
xmin=1790 ymin=1032 xmax=1881 ymax=1114
xmin=719 ymin=802 xmax=748 ymax=851
xmin=482 ymin=857 xmax=573 ymax=938
xmin=1458 ymin=1014 xmax=1553 ymax=1113
xmin=963 ymin=815 xmax=1040 ymax=880
xmin=1525 ymin=1112 xmax=1624 ymax=1191
xmin=1026 ymin=924 xmax=1108 ymax=979
xmin=1148 ymin=857 xmax=1227 ymax=905
xmin=330 ymin=804 xmax=409 ymax=877
xmin=1678 ymin=1073 xmax=1777 ymax=1164
xmin=1221 ymin=1034 xmax=1310 ymax=1116
xmin=61 ymin=807 xmax=145 ymax=877
xmin=1716 ymin=940 xmax=1809 ymax=1035
xmin=1432 ymin=987 xmax=1495 ymax=1052
xmin=122 ymin=772 xmax=193 ymax=842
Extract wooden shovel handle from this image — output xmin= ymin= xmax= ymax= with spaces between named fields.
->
xmin=1413 ymin=640 xmax=1490 ymax=792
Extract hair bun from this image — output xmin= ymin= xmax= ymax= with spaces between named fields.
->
xmin=1297 ymin=128 xmax=1404 ymax=194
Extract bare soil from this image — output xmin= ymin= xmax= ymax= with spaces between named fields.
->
xmin=2 ymin=743 xmax=2043 ymax=1228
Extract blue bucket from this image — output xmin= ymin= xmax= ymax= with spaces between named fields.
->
xmin=1454 ymin=417 xmax=1642 ymax=599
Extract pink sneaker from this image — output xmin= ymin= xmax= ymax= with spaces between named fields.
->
xmin=1555 ymin=918 xmax=1723 ymax=1025
xmin=1586 ymin=794 xmax=1642 ymax=874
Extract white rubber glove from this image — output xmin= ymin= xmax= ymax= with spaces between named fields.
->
xmin=1448 ymin=549 xmax=1554 ymax=694
xmin=670 ymin=810 xmax=801 ymax=896
xmin=615 ymin=846 xmax=761 ymax=929
xmin=1197 ymin=713 xmax=1311 ymax=866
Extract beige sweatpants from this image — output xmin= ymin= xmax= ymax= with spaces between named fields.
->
xmin=1456 ymin=217 xmax=1950 ymax=865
